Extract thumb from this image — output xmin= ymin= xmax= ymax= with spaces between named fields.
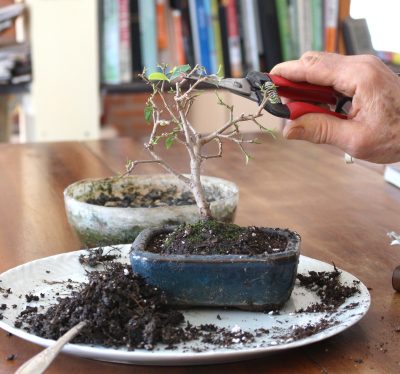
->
xmin=283 ymin=113 xmax=363 ymax=151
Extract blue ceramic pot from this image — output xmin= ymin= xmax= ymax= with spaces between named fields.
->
xmin=130 ymin=226 xmax=301 ymax=311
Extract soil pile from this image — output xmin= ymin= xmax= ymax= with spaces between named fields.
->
xmin=296 ymin=264 xmax=360 ymax=313
xmin=15 ymin=263 xmax=185 ymax=350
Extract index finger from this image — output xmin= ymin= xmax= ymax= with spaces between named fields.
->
xmin=270 ymin=52 xmax=359 ymax=97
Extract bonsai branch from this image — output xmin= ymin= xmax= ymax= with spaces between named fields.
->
xmin=126 ymin=157 xmax=190 ymax=186
xmin=128 ymin=64 xmax=272 ymax=221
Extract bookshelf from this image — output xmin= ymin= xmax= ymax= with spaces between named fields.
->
xmin=7 ymin=0 xmax=399 ymax=142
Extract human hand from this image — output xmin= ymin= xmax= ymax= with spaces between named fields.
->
xmin=270 ymin=52 xmax=400 ymax=164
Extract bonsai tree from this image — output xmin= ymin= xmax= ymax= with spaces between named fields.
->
xmin=126 ymin=64 xmax=274 ymax=220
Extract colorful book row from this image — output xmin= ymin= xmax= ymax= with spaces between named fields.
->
xmin=101 ymin=0 xmax=349 ymax=84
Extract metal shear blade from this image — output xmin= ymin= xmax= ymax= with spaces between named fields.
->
xmin=187 ymin=76 xmax=258 ymax=101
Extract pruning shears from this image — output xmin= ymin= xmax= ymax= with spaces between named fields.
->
xmin=188 ymin=71 xmax=350 ymax=120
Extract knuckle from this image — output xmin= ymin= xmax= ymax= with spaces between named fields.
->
xmin=359 ymin=54 xmax=381 ymax=66
xmin=359 ymin=56 xmax=383 ymax=78
xmin=300 ymin=51 xmax=326 ymax=68
xmin=309 ymin=121 xmax=332 ymax=144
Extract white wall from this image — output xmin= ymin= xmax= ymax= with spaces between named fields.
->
xmin=29 ymin=0 xmax=100 ymax=142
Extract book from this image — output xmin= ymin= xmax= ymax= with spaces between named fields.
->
xmin=275 ymin=0 xmax=292 ymax=61
xmin=287 ymin=0 xmax=299 ymax=58
xmin=102 ymin=0 xmax=120 ymax=84
xmin=311 ymin=0 xmax=323 ymax=52
xmin=157 ymin=0 xmax=179 ymax=67
xmin=218 ymin=0 xmax=231 ymax=77
xmin=226 ymin=0 xmax=243 ymax=77
xmin=0 ymin=1 xmax=25 ymax=47
xmin=119 ymin=0 xmax=132 ymax=83
xmin=324 ymin=0 xmax=339 ymax=53
xmin=188 ymin=0 xmax=201 ymax=65
xmin=172 ymin=0 xmax=195 ymax=68
xmin=0 ymin=2 xmax=24 ymax=23
xmin=129 ymin=0 xmax=142 ymax=73
xmin=138 ymin=0 xmax=157 ymax=74
xmin=296 ymin=0 xmax=312 ymax=55
xmin=195 ymin=0 xmax=212 ymax=73
xmin=172 ymin=9 xmax=186 ymax=65
xmin=257 ymin=0 xmax=282 ymax=72
xmin=204 ymin=0 xmax=217 ymax=73
xmin=156 ymin=0 xmax=169 ymax=51
xmin=211 ymin=0 xmax=224 ymax=75
xmin=342 ymin=17 xmax=374 ymax=55
xmin=337 ymin=0 xmax=351 ymax=54
xmin=240 ymin=0 xmax=260 ymax=71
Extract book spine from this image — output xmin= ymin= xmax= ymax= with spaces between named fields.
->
xmin=172 ymin=9 xmax=186 ymax=65
xmin=211 ymin=0 xmax=224 ymax=75
xmin=337 ymin=0 xmax=351 ymax=54
xmin=296 ymin=0 xmax=312 ymax=55
xmin=275 ymin=0 xmax=293 ymax=61
xmin=226 ymin=0 xmax=242 ymax=77
xmin=102 ymin=0 xmax=121 ymax=84
xmin=195 ymin=0 xmax=212 ymax=72
xmin=287 ymin=0 xmax=299 ymax=59
xmin=324 ymin=0 xmax=339 ymax=52
xmin=257 ymin=0 xmax=282 ymax=71
xmin=311 ymin=0 xmax=323 ymax=51
xmin=178 ymin=0 xmax=195 ymax=68
xmin=119 ymin=0 xmax=132 ymax=83
xmin=218 ymin=1 xmax=231 ymax=77
xmin=130 ymin=0 xmax=142 ymax=73
xmin=138 ymin=0 xmax=157 ymax=74
xmin=205 ymin=0 xmax=217 ymax=73
xmin=156 ymin=0 xmax=168 ymax=50
xmin=188 ymin=0 xmax=201 ymax=65
xmin=240 ymin=0 xmax=260 ymax=70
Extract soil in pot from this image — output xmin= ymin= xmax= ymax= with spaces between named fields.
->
xmin=146 ymin=219 xmax=294 ymax=256
xmin=85 ymin=186 xmax=220 ymax=208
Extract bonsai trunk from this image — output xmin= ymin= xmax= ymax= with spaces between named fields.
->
xmin=190 ymin=145 xmax=212 ymax=220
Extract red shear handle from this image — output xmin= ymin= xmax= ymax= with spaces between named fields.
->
xmin=269 ymin=74 xmax=340 ymax=105
xmin=287 ymin=102 xmax=347 ymax=120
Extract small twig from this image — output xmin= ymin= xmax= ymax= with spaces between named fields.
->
xmin=201 ymin=138 xmax=223 ymax=159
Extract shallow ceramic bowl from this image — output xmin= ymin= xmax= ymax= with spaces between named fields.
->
xmin=64 ymin=174 xmax=238 ymax=247
xmin=130 ymin=226 xmax=301 ymax=311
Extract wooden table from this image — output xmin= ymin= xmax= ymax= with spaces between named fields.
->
xmin=0 ymin=135 xmax=399 ymax=373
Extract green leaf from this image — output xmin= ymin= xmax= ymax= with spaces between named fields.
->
xmin=165 ymin=135 xmax=175 ymax=149
xmin=148 ymin=72 xmax=170 ymax=81
xmin=169 ymin=64 xmax=191 ymax=81
xmin=144 ymin=103 xmax=153 ymax=123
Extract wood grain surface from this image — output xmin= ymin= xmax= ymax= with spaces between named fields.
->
xmin=1 ymin=135 xmax=399 ymax=373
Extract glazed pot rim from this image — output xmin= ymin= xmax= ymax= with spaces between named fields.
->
xmin=63 ymin=174 xmax=238 ymax=209
xmin=130 ymin=226 xmax=301 ymax=264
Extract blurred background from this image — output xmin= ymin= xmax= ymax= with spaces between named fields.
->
xmin=0 ymin=0 xmax=399 ymax=145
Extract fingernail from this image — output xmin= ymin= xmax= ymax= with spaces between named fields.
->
xmin=285 ymin=127 xmax=305 ymax=140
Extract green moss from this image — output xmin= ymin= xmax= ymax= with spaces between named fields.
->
xmin=164 ymin=219 xmax=245 ymax=249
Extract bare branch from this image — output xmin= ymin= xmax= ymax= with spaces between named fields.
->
xmin=201 ymin=138 xmax=222 ymax=159
xmin=157 ymin=89 xmax=179 ymax=124
xmin=125 ymin=154 xmax=190 ymax=186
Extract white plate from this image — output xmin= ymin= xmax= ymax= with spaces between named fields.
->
xmin=0 ymin=246 xmax=370 ymax=365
